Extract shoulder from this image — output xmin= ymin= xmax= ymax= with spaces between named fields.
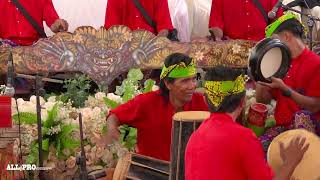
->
xmin=134 ymin=90 xmax=163 ymax=102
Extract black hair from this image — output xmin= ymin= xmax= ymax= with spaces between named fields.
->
xmin=205 ymin=66 xmax=246 ymax=113
xmin=274 ymin=18 xmax=305 ymax=39
xmin=159 ymin=53 xmax=193 ymax=98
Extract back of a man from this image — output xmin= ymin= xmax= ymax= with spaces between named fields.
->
xmin=104 ymin=0 xmax=173 ymax=35
xmin=209 ymin=0 xmax=282 ymax=41
xmin=185 ymin=113 xmax=273 ymax=180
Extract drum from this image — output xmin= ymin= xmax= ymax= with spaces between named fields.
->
xmin=267 ymin=129 xmax=320 ymax=180
xmin=170 ymin=111 xmax=210 ymax=180
xmin=248 ymin=38 xmax=291 ymax=82
xmin=113 ymin=153 xmax=170 ymax=180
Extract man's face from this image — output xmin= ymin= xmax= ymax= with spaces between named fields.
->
xmin=166 ymin=75 xmax=197 ymax=103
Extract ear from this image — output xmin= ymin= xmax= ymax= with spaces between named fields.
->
xmin=283 ymin=31 xmax=293 ymax=41
xmin=164 ymin=79 xmax=173 ymax=90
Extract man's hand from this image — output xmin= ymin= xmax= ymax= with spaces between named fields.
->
xmin=279 ymin=136 xmax=309 ymax=167
xmin=157 ymin=29 xmax=169 ymax=37
xmin=209 ymin=27 xmax=223 ymax=41
xmin=258 ymin=77 xmax=288 ymax=91
xmin=50 ymin=19 xmax=69 ymax=33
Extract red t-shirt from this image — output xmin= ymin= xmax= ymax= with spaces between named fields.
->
xmin=185 ymin=113 xmax=274 ymax=180
xmin=273 ymin=48 xmax=320 ymax=126
xmin=104 ymin=0 xmax=173 ymax=34
xmin=209 ymin=0 xmax=282 ymax=41
xmin=110 ymin=90 xmax=208 ymax=161
xmin=0 ymin=0 xmax=59 ymax=46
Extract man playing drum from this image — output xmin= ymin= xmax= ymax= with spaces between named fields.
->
xmin=185 ymin=66 xmax=309 ymax=180
xmin=209 ymin=0 xmax=282 ymax=41
xmin=104 ymin=0 xmax=173 ymax=37
xmin=256 ymin=13 xmax=320 ymax=149
xmin=104 ymin=53 xmax=208 ymax=161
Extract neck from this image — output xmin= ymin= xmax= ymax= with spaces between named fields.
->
xmin=290 ymin=39 xmax=306 ymax=58
xmin=169 ymin=93 xmax=184 ymax=112
xmin=226 ymin=112 xmax=238 ymax=122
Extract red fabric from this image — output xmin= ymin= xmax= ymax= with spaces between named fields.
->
xmin=104 ymin=0 xmax=173 ymax=34
xmin=0 ymin=0 xmax=59 ymax=46
xmin=185 ymin=113 xmax=274 ymax=180
xmin=209 ymin=0 xmax=283 ymax=41
xmin=273 ymin=48 xmax=320 ymax=126
xmin=109 ymin=90 xmax=208 ymax=161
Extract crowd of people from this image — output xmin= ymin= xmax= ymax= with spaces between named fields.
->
xmin=1 ymin=0 xmax=320 ymax=179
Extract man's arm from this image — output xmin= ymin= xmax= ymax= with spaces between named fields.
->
xmin=154 ymin=0 xmax=174 ymax=36
xmin=42 ymin=0 xmax=68 ymax=32
xmin=104 ymin=0 xmax=123 ymax=29
xmin=208 ymin=0 xmax=224 ymax=41
xmin=104 ymin=114 xmax=121 ymax=144
xmin=256 ymin=83 xmax=273 ymax=104
xmin=259 ymin=77 xmax=320 ymax=113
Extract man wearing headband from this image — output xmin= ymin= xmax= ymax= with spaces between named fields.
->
xmin=104 ymin=53 xmax=208 ymax=161
xmin=185 ymin=66 xmax=309 ymax=180
xmin=256 ymin=13 xmax=320 ymax=134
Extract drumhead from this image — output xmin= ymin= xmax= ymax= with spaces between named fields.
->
xmin=173 ymin=111 xmax=210 ymax=122
xmin=248 ymin=38 xmax=291 ymax=82
xmin=267 ymin=129 xmax=320 ymax=180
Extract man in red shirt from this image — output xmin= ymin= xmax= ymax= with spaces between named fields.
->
xmin=256 ymin=13 xmax=320 ymax=128
xmin=104 ymin=0 xmax=174 ymax=37
xmin=209 ymin=0 xmax=282 ymax=41
xmin=105 ymin=53 xmax=208 ymax=161
xmin=185 ymin=66 xmax=309 ymax=180
xmin=0 ymin=0 xmax=68 ymax=46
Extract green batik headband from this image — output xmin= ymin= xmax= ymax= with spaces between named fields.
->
xmin=160 ymin=60 xmax=196 ymax=79
xmin=265 ymin=12 xmax=301 ymax=38
xmin=204 ymin=75 xmax=246 ymax=107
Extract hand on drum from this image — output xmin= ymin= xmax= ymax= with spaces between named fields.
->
xmin=279 ymin=136 xmax=310 ymax=167
xmin=257 ymin=77 xmax=288 ymax=91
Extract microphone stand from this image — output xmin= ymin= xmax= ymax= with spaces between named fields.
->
xmin=76 ymin=113 xmax=88 ymax=180
xmin=281 ymin=4 xmax=320 ymax=50
xmin=35 ymin=75 xmax=45 ymax=180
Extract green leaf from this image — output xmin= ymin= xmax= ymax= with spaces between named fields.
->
xmin=265 ymin=117 xmax=276 ymax=128
xmin=43 ymin=103 xmax=58 ymax=128
xmin=127 ymin=69 xmax=143 ymax=81
xmin=59 ymin=124 xmax=78 ymax=138
xmin=12 ymin=112 xmax=37 ymax=125
xmin=26 ymin=141 xmax=39 ymax=165
xmin=61 ymin=138 xmax=80 ymax=149
xmin=143 ymin=79 xmax=155 ymax=93
xmin=101 ymin=125 xmax=107 ymax=134
xmin=103 ymin=97 xmax=121 ymax=109
xmin=42 ymin=138 xmax=49 ymax=151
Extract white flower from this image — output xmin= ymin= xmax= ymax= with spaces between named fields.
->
xmin=246 ymin=88 xmax=255 ymax=97
xmin=66 ymin=156 xmax=76 ymax=169
xmin=30 ymin=95 xmax=45 ymax=106
xmin=107 ymin=93 xmax=122 ymax=104
xmin=152 ymin=85 xmax=159 ymax=91
xmin=47 ymin=96 xmax=57 ymax=103
xmin=101 ymin=149 xmax=114 ymax=164
xmin=81 ymin=107 xmax=93 ymax=121
xmin=19 ymin=102 xmax=36 ymax=113
xmin=43 ymin=102 xmax=56 ymax=111
xmin=17 ymin=98 xmax=25 ymax=107
xmin=95 ymin=92 xmax=106 ymax=101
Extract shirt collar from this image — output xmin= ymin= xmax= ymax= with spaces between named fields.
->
xmin=209 ymin=113 xmax=235 ymax=123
